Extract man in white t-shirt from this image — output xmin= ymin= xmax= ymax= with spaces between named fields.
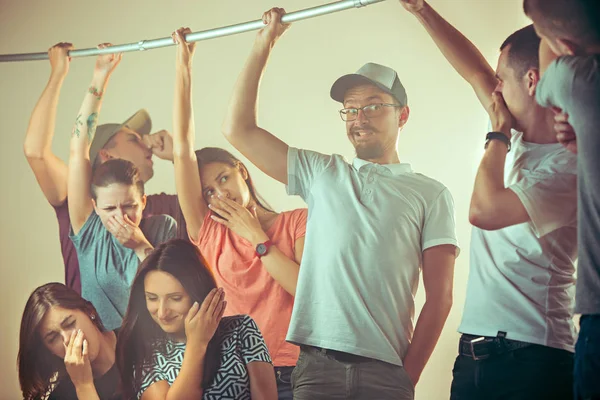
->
xmin=401 ymin=1 xmax=578 ymax=399
xmin=221 ymin=7 xmax=459 ymax=400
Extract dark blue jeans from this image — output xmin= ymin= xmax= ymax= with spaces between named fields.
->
xmin=275 ymin=366 xmax=294 ymax=400
xmin=450 ymin=341 xmax=573 ymax=400
xmin=574 ymin=314 xmax=600 ymax=399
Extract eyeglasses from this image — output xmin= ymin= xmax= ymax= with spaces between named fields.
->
xmin=339 ymin=103 xmax=402 ymax=121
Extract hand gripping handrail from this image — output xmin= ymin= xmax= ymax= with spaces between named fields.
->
xmin=0 ymin=0 xmax=386 ymax=62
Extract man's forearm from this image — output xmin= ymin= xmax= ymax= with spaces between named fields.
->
xmin=222 ymin=39 xmax=272 ymax=138
xmin=403 ymin=298 xmax=452 ymax=385
xmin=409 ymin=2 xmax=496 ymax=108
xmin=471 ymin=141 xmax=508 ymax=208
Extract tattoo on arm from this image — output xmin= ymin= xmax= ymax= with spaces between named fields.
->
xmin=88 ymin=86 xmax=103 ymax=100
xmin=72 ymin=114 xmax=83 ymax=138
xmin=86 ymin=112 xmax=98 ymax=141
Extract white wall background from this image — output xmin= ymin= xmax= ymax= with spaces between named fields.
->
xmin=0 ymin=0 xmax=530 ymax=398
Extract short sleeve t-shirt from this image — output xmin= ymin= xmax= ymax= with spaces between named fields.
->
xmin=193 ymin=208 xmax=307 ymax=367
xmin=70 ymin=212 xmax=177 ymax=330
xmin=459 ymin=131 xmax=578 ymax=351
xmin=286 ymin=147 xmax=459 ymax=366
xmin=54 ymin=194 xmax=186 ymax=295
xmin=138 ymin=315 xmax=271 ymax=400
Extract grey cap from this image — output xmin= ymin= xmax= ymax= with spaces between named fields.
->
xmin=89 ymin=109 xmax=152 ymax=166
xmin=330 ymin=62 xmax=407 ymax=106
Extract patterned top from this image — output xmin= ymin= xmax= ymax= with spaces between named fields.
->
xmin=138 ymin=315 xmax=271 ymax=400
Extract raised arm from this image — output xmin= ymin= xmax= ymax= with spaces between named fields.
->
xmin=68 ymin=44 xmax=122 ymax=234
xmin=399 ymin=0 xmax=497 ymax=110
xmin=171 ymin=27 xmax=208 ymax=242
xmin=221 ymin=7 xmax=291 ymax=185
xmin=469 ymin=92 xmax=530 ymax=230
xmin=23 ymin=43 xmax=73 ymax=206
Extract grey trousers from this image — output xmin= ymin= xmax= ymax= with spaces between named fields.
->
xmin=292 ymin=346 xmax=415 ymax=400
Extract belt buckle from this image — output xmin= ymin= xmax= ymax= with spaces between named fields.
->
xmin=469 ymin=336 xmax=488 ymax=361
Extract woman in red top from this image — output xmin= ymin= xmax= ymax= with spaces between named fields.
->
xmin=171 ymin=26 xmax=306 ymax=400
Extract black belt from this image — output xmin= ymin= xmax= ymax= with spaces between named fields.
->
xmin=303 ymin=345 xmax=374 ymax=363
xmin=459 ymin=334 xmax=532 ymax=361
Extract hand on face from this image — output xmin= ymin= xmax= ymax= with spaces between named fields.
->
xmin=489 ymin=91 xmax=513 ymax=136
xmin=552 ymin=108 xmax=577 ymax=154
xmin=94 ymin=43 xmax=123 ymax=78
xmin=398 ymin=0 xmax=425 ymax=13
xmin=184 ymin=288 xmax=226 ymax=349
xmin=105 ymin=213 xmax=148 ymax=250
xmin=172 ymin=27 xmax=196 ymax=68
xmin=208 ymin=196 xmax=269 ymax=246
xmin=142 ymin=130 xmax=174 ymax=161
xmin=256 ymin=7 xmax=290 ymax=47
xmin=48 ymin=42 xmax=74 ymax=78
xmin=63 ymin=329 xmax=94 ymax=389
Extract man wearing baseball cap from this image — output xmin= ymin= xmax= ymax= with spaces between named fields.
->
xmin=221 ymin=8 xmax=458 ymax=399
xmin=23 ymin=44 xmax=186 ymax=295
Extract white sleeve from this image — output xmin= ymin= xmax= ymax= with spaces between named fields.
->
xmin=509 ymin=168 xmax=577 ymax=238
xmin=286 ymin=147 xmax=334 ymax=201
xmin=422 ymin=187 xmax=460 ymax=255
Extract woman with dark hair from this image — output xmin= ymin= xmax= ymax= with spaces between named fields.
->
xmin=18 ymin=283 xmax=119 ymax=400
xmin=67 ymin=45 xmax=176 ymax=330
xmin=117 ymin=239 xmax=276 ymax=399
xmin=171 ymin=23 xmax=306 ymax=400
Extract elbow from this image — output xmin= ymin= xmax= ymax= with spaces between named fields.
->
xmin=23 ymin=142 xmax=47 ymax=160
xmin=431 ymin=293 xmax=453 ymax=316
xmin=443 ymin=294 xmax=453 ymax=313
xmin=469 ymin=202 xmax=501 ymax=231
xmin=424 ymin=292 xmax=453 ymax=318
xmin=173 ymin=143 xmax=196 ymax=162
xmin=221 ymin=120 xmax=240 ymax=144
xmin=221 ymin=120 xmax=256 ymax=144
xmin=221 ymin=119 xmax=235 ymax=140
xmin=441 ymin=296 xmax=453 ymax=320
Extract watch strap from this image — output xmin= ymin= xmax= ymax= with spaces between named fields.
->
xmin=485 ymin=131 xmax=511 ymax=152
xmin=256 ymin=240 xmax=273 ymax=258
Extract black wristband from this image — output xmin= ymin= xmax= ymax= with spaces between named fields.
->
xmin=485 ymin=131 xmax=511 ymax=152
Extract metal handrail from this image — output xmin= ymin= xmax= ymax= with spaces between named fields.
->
xmin=0 ymin=0 xmax=386 ymax=62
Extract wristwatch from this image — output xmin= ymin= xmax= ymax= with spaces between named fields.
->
xmin=255 ymin=240 xmax=273 ymax=258
xmin=485 ymin=131 xmax=511 ymax=152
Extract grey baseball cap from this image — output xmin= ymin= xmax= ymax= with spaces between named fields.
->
xmin=330 ymin=62 xmax=408 ymax=106
xmin=89 ymin=109 xmax=152 ymax=166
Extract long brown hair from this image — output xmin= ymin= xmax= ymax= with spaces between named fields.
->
xmin=18 ymin=283 xmax=105 ymax=400
xmin=117 ymin=239 xmax=222 ymax=400
xmin=195 ymin=147 xmax=274 ymax=212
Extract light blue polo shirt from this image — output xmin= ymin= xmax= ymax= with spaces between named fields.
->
xmin=286 ymin=147 xmax=458 ymax=366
